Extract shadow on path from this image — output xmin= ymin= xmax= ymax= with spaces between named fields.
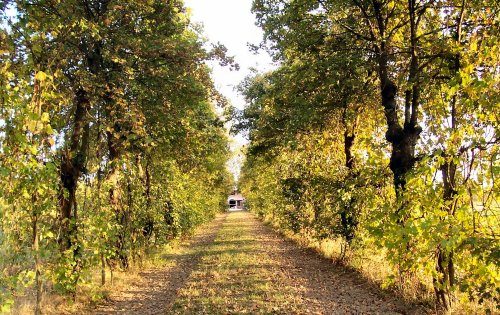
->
xmin=91 ymin=211 xmax=426 ymax=315
xmin=91 ymin=214 xmax=227 ymax=315
xmin=251 ymin=213 xmax=426 ymax=314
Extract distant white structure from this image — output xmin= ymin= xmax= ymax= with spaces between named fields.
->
xmin=228 ymin=190 xmax=245 ymax=210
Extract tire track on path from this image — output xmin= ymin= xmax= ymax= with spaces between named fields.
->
xmin=92 ymin=211 xmax=425 ymax=314
xmin=91 ymin=213 xmax=228 ymax=315
xmin=169 ymin=211 xmax=424 ymax=314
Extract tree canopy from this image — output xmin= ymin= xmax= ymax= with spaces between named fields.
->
xmin=0 ymin=1 xmax=233 ymax=312
xmin=238 ymin=0 xmax=499 ymax=311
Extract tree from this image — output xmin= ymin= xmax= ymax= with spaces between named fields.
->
xmin=0 ymin=0 xmax=233 ymax=310
xmin=240 ymin=0 xmax=499 ymax=310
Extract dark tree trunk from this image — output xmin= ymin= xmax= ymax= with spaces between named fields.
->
xmin=434 ymin=156 xmax=457 ymax=308
xmin=143 ymin=159 xmax=154 ymax=239
xmin=379 ymin=64 xmax=421 ymax=197
xmin=370 ymin=0 xmax=424 ymax=292
xmin=58 ymin=15 xmax=104 ymax=250
xmin=344 ymin=130 xmax=355 ymax=171
xmin=58 ymin=88 xmax=90 ymax=251
xmin=433 ymin=2 xmax=465 ymax=308
xmin=32 ymin=196 xmax=42 ymax=315
xmin=374 ymin=0 xmax=422 ymax=200
xmin=106 ymin=126 xmax=129 ymax=269
xmin=104 ymin=81 xmax=133 ymax=268
xmin=145 ymin=160 xmax=152 ymax=209
xmin=339 ymin=110 xmax=358 ymax=244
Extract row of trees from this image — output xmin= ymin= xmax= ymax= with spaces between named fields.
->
xmin=0 ymin=1 xmax=232 ymax=313
xmin=237 ymin=0 xmax=499 ymax=311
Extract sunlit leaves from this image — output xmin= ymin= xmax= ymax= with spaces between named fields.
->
xmin=242 ymin=0 xmax=499 ymax=310
xmin=0 ymin=0 xmax=232 ymax=310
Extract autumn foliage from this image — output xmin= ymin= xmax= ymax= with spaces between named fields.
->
xmin=0 ymin=1 xmax=232 ymax=312
xmin=238 ymin=0 xmax=499 ymax=312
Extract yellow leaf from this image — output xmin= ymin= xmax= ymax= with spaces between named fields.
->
xmin=35 ymin=71 xmax=47 ymax=81
xmin=41 ymin=112 xmax=50 ymax=123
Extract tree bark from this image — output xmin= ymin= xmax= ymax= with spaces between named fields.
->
xmin=143 ymin=159 xmax=154 ymax=239
xmin=58 ymin=23 xmax=104 ymax=251
xmin=373 ymin=0 xmax=422 ymax=199
xmin=58 ymin=88 xmax=90 ymax=251
xmin=433 ymin=2 xmax=465 ymax=306
xmin=106 ymin=128 xmax=129 ymax=269
xmin=340 ymin=109 xmax=358 ymax=243
xmin=434 ymin=155 xmax=457 ymax=308
xmin=32 ymin=205 xmax=42 ymax=315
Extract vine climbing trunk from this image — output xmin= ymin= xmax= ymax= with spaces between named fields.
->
xmin=344 ymin=129 xmax=355 ymax=171
xmin=105 ymin=85 xmax=130 ymax=269
xmin=143 ymin=158 xmax=154 ymax=239
xmin=370 ymin=0 xmax=423 ymax=293
xmin=378 ymin=51 xmax=420 ymax=200
xmin=58 ymin=32 xmax=103 ymax=253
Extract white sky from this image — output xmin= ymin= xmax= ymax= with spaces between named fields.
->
xmin=184 ymin=0 xmax=273 ymax=110
xmin=184 ymin=0 xmax=274 ymax=182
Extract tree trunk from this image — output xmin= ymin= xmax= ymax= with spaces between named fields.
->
xmin=344 ymin=129 xmax=355 ymax=171
xmin=434 ymin=156 xmax=457 ymax=309
xmin=339 ymin=110 xmax=358 ymax=243
xmin=58 ymin=34 xmax=102 ymax=252
xmin=59 ymin=88 xmax=90 ymax=251
xmin=374 ymin=0 xmax=422 ymax=200
xmin=433 ymin=2 xmax=465 ymax=308
xmin=106 ymin=110 xmax=128 ymax=268
xmin=32 ymin=208 xmax=42 ymax=315
xmin=370 ymin=0 xmax=423 ymax=293
xmin=379 ymin=51 xmax=421 ymax=197
xmin=143 ymin=159 xmax=154 ymax=239
xmin=101 ymin=252 xmax=106 ymax=286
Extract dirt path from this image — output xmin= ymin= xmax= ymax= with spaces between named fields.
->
xmin=91 ymin=211 xmax=423 ymax=314
xmin=92 ymin=213 xmax=228 ymax=314
xmin=247 ymin=214 xmax=422 ymax=314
